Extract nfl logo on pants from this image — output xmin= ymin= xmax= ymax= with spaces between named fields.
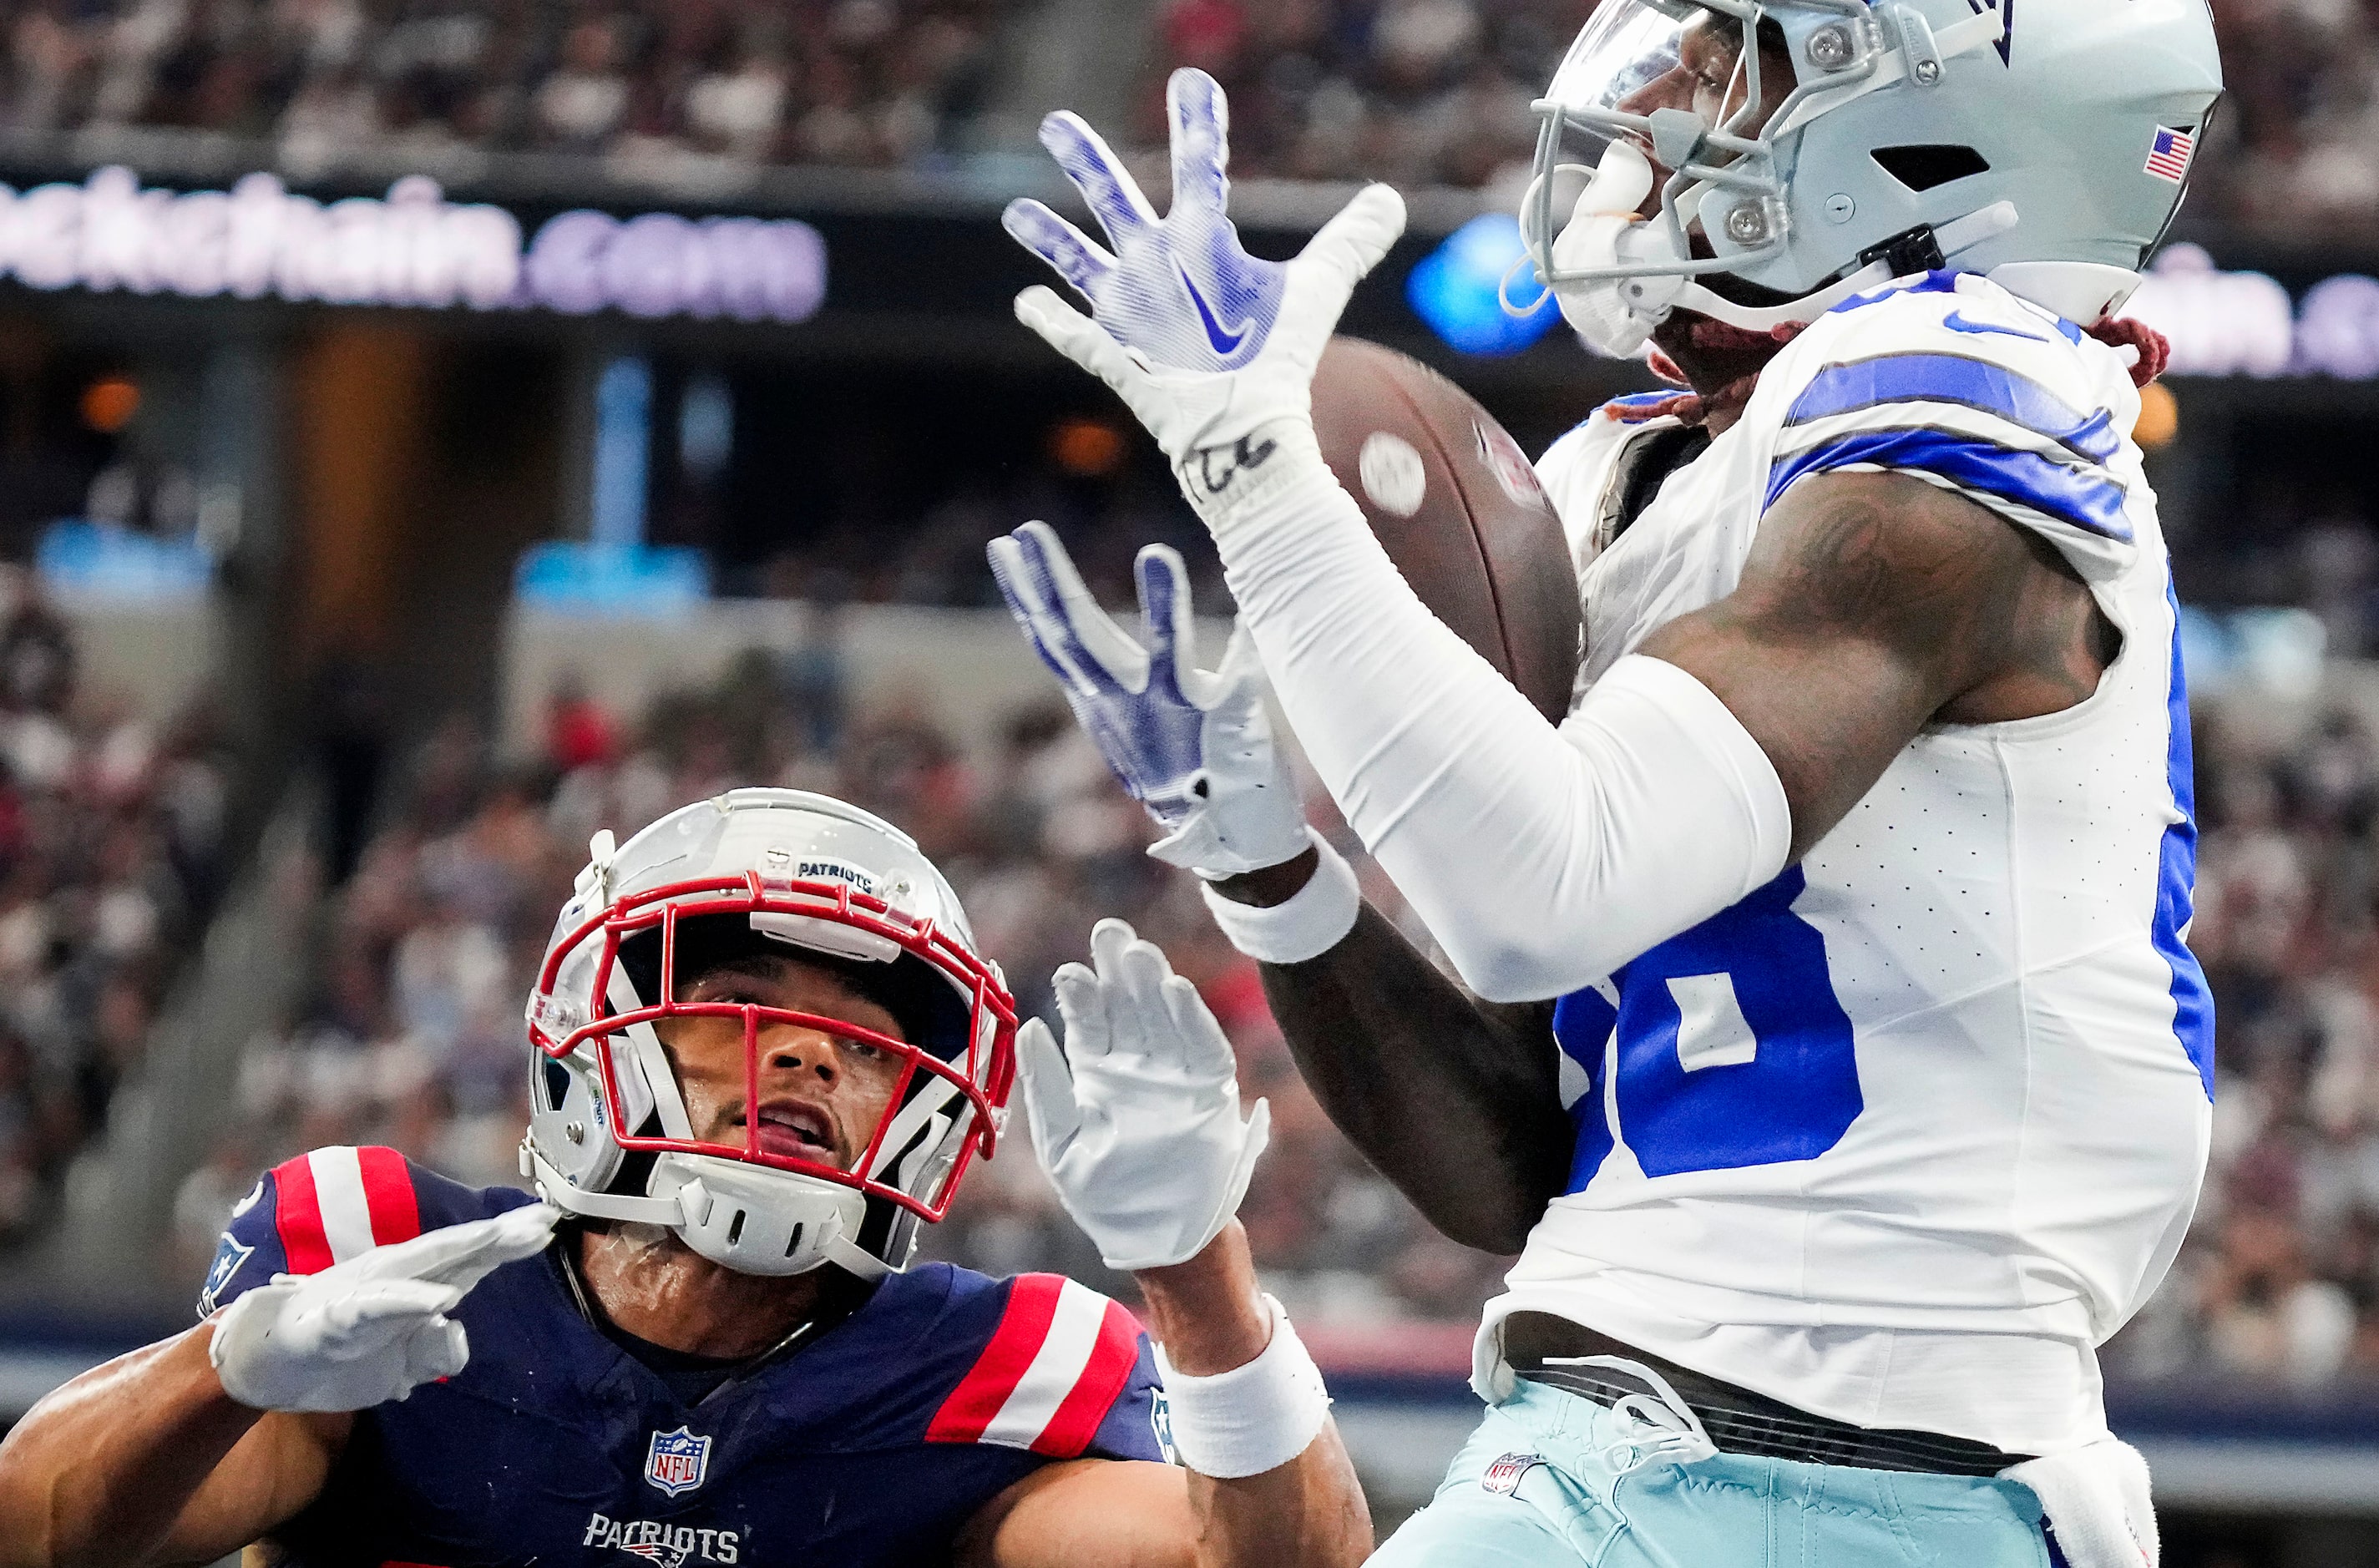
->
xmin=645 ymin=1427 xmax=713 ymax=1496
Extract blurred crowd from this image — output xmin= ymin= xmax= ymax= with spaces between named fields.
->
xmin=0 ymin=0 xmax=2362 ymax=239
xmin=2197 ymin=0 xmax=2379 ymax=241
xmin=0 ymin=0 xmax=1015 ymax=171
xmin=2103 ymin=680 xmax=2379 ymax=1391
xmin=0 ymin=572 xmax=228 ymax=1247
xmin=1135 ymin=0 xmax=2379 ymax=242
xmin=1139 ymin=0 xmax=1579 ymax=190
xmin=173 ymin=623 xmax=1507 ymax=1326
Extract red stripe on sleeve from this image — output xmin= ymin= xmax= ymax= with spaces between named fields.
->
xmin=355 ymin=1146 xmax=422 ymax=1247
xmin=271 ymin=1154 xmax=334 ymax=1275
xmin=924 ymin=1274 xmax=1065 ymax=1444
xmin=1029 ymin=1298 xmax=1146 ymax=1458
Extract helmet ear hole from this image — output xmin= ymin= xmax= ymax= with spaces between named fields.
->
xmin=1871 ymin=144 xmax=1992 ymax=193
xmin=540 ymin=1060 xmax=573 ymax=1113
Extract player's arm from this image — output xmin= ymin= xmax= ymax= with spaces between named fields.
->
xmin=955 ymin=1225 xmax=1367 ymax=1568
xmin=1220 ymin=857 xmax=1570 ymax=1255
xmin=0 ymin=1329 xmax=346 ymax=1568
xmin=985 ymin=522 xmax=1572 ymax=1253
xmin=1643 ymin=466 xmax=2116 ymax=862
xmin=967 ymin=921 xmax=1370 ymax=1568
xmin=1002 ymin=71 xmax=2117 ymax=1007
xmin=0 ymin=1201 xmax=555 ymax=1568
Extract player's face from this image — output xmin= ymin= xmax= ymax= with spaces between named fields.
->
xmin=1612 ymin=12 xmax=1797 ymax=206
xmin=655 ymin=954 xmax=909 ymax=1171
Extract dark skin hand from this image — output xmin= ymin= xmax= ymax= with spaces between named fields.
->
xmin=1217 ymin=468 xmax=2122 ymax=1251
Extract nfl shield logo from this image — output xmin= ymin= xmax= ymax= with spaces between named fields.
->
xmin=1481 ymin=1451 xmax=1541 ymax=1495
xmin=644 ymin=1426 xmax=712 ymax=1496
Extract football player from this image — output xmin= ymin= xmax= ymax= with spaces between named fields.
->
xmin=0 ymin=789 xmax=1369 ymax=1567
xmin=994 ymin=3 xmax=2220 ymax=1564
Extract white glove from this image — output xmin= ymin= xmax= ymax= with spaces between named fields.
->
xmin=2002 ymin=1438 xmax=2159 ymax=1568
xmin=1004 ymin=67 xmax=1405 ymax=530
xmin=1017 ymin=919 xmax=1270 ymax=1271
xmin=988 ymin=519 xmax=1308 ymax=878
xmin=209 ymin=1202 xmax=559 ymax=1412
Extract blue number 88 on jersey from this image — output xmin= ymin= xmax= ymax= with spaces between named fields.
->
xmin=1556 ymin=868 xmax=1863 ymax=1186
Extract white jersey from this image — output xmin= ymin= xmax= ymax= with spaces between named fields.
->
xmin=1477 ymin=272 xmax=2214 ymax=1454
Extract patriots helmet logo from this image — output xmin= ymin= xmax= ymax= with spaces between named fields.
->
xmin=196 ymin=1232 xmax=254 ymax=1317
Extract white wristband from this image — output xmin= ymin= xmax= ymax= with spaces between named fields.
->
xmin=1198 ymin=829 xmax=1360 ymax=965
xmin=1153 ymin=1295 xmax=1333 ymax=1479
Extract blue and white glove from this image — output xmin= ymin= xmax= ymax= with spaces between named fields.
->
xmin=988 ymin=519 xmax=1308 ymax=879
xmin=1004 ymin=68 xmax=1405 ymax=530
xmin=1016 ymin=918 xmax=1271 ymax=1272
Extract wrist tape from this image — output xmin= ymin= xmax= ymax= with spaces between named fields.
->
xmin=1199 ymin=829 xmax=1360 ymax=965
xmin=1153 ymin=1294 xmax=1333 ymax=1478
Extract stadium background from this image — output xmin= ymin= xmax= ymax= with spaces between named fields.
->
xmin=0 ymin=0 xmax=2369 ymax=1561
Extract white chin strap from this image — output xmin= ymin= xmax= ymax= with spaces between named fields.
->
xmin=1547 ymin=139 xmax=2024 ymax=357
xmin=523 ymin=1138 xmax=890 ymax=1281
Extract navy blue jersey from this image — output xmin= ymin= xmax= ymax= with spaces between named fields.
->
xmin=199 ymin=1146 xmax=1170 ymax=1568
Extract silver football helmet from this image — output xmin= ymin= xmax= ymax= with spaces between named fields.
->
xmin=1519 ymin=0 xmax=2223 ymax=355
xmin=520 ymin=789 xmax=1016 ymax=1279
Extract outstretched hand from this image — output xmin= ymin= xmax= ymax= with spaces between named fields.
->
xmin=1015 ymin=919 xmax=1270 ymax=1272
xmin=1004 ymin=68 xmax=1405 ymax=525
xmin=987 ymin=520 xmax=1308 ymax=878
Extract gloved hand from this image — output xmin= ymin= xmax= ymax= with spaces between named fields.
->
xmin=209 ymin=1202 xmax=559 ymax=1412
xmin=1004 ymin=67 xmax=1405 ymax=529
xmin=1016 ymin=919 xmax=1270 ymax=1271
xmin=988 ymin=520 xmax=1308 ymax=878
xmin=2002 ymin=1437 xmax=2159 ymax=1568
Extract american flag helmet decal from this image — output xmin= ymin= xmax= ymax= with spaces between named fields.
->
xmin=2146 ymin=126 xmax=2196 ymax=184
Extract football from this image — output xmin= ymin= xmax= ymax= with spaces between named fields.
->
xmin=1309 ymin=336 xmax=1583 ymax=724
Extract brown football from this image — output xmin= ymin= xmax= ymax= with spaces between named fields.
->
xmin=1309 ymin=336 xmax=1582 ymax=724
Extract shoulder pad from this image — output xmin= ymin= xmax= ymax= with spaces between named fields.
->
xmin=923 ymin=1272 xmax=1151 ymax=1459
xmin=1755 ymin=273 xmax=2141 ymax=579
xmin=197 ymin=1146 xmax=528 ymax=1315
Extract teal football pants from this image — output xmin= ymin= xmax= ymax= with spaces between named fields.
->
xmin=1372 ymin=1379 xmax=2056 ymax=1568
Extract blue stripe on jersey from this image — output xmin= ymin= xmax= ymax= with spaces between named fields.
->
xmin=1764 ymin=428 xmax=2134 ymax=542
xmin=1784 ymin=353 xmax=2122 ymax=465
xmin=2155 ymin=579 xmax=2216 ymax=1100
xmin=1552 ymin=988 xmax=1618 ymax=1191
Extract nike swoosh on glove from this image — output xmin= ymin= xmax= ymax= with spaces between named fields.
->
xmin=988 ymin=519 xmax=1308 ymax=878
xmin=1004 ymin=67 xmax=1405 ymax=530
xmin=209 ymin=1202 xmax=559 ymax=1412
xmin=1017 ymin=919 xmax=1269 ymax=1272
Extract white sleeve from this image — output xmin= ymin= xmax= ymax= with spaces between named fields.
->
xmin=1215 ymin=462 xmax=1791 ymax=1003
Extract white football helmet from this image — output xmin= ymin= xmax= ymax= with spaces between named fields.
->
xmin=1519 ymin=0 xmax=2223 ymax=355
xmin=519 ymin=789 xmax=1017 ymax=1279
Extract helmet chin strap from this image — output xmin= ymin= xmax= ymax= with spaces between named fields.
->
xmin=523 ymin=1141 xmax=686 ymax=1224
xmin=1546 ymin=116 xmax=2031 ymax=357
xmin=524 ymin=1141 xmax=893 ymax=1279
xmin=1671 ymin=200 xmax=2023 ymax=336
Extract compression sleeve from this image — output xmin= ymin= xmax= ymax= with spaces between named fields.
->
xmin=1213 ymin=460 xmax=1791 ymax=1002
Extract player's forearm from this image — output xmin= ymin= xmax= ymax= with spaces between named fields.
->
xmin=1132 ymin=1227 xmax=1371 ymax=1568
xmin=0 ymin=1326 xmax=261 ymax=1568
xmin=1177 ymin=1431 xmax=1369 ymax=1568
xmin=1224 ymin=897 xmax=1570 ymax=1254
xmin=1214 ymin=457 xmax=1787 ymax=1000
